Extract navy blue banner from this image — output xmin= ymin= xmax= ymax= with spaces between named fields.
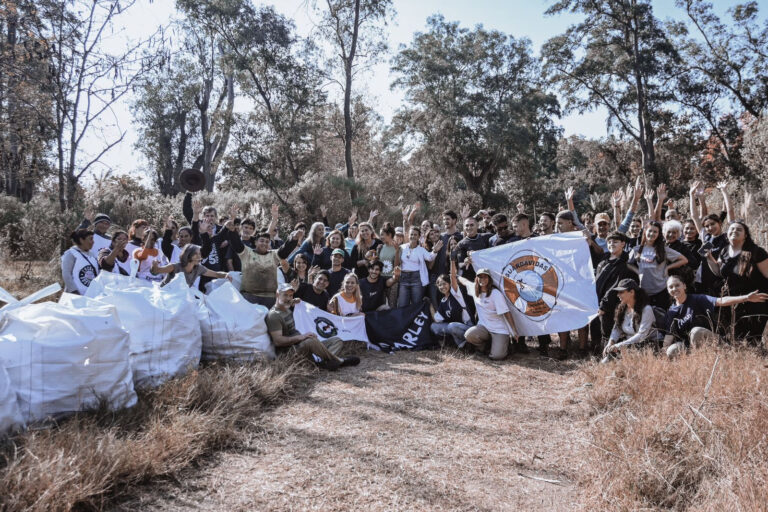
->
xmin=364 ymin=300 xmax=433 ymax=352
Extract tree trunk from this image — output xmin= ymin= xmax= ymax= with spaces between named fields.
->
xmin=342 ymin=0 xmax=361 ymax=201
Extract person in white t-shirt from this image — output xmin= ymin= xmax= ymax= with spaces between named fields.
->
xmin=398 ymin=226 xmax=442 ymax=307
xmin=459 ymin=268 xmax=517 ymax=360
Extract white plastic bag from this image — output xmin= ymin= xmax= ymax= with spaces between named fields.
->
xmin=195 ymin=282 xmax=274 ymax=362
xmin=0 ymin=363 xmax=23 ymax=434
xmin=85 ymin=272 xmax=202 ymax=387
xmin=0 ymin=298 xmax=136 ymax=424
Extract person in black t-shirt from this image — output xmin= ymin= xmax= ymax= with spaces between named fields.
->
xmin=327 ymin=249 xmax=351 ymax=297
xmin=489 ymin=213 xmax=517 ymax=246
xmin=455 ymin=216 xmax=491 ymax=281
xmin=360 ymin=260 xmax=400 ymax=312
xmin=294 ymin=270 xmax=332 ymax=311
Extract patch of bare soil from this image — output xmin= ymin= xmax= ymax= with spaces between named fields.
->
xmin=121 ymin=349 xmax=590 ymax=511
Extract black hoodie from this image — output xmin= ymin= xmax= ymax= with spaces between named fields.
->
xmin=594 ymin=251 xmax=639 ymax=313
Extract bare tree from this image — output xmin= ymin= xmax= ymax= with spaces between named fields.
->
xmin=316 ymin=0 xmax=393 ymax=201
xmin=41 ymin=0 xmax=161 ymax=211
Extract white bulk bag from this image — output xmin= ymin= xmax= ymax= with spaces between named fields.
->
xmin=0 ymin=298 xmax=136 ymax=424
xmin=86 ymin=272 xmax=202 ymax=387
xmin=0 ymin=363 xmax=23 ymax=434
xmin=195 ymin=283 xmax=274 ymax=362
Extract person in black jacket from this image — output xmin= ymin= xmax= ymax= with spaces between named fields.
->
xmin=591 ymin=232 xmax=639 ymax=352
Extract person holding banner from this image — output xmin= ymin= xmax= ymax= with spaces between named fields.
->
xmin=294 ymin=270 xmax=332 ymax=311
xmin=430 ymin=259 xmax=473 ymax=348
xmin=267 ymin=283 xmax=360 ymax=370
xmin=460 ymin=268 xmax=518 ymax=360
xmin=329 ymin=273 xmax=364 ymax=317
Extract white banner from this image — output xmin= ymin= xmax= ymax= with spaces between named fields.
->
xmin=470 ymin=232 xmax=599 ymax=336
xmin=293 ymin=301 xmax=369 ymax=343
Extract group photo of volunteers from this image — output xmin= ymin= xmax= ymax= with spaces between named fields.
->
xmin=61 ymin=175 xmax=768 ymax=369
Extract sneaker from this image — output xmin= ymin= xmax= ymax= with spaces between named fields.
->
xmin=548 ymin=346 xmax=568 ymax=360
xmin=340 ymin=356 xmax=360 ymax=367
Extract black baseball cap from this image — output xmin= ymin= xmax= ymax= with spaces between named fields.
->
xmin=613 ymin=278 xmax=639 ymax=292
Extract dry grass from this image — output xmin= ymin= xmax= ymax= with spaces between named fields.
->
xmin=0 ymin=358 xmax=311 ymax=511
xmin=0 ymin=260 xmax=62 ymax=303
xmin=580 ymin=345 xmax=768 ymax=511
xmin=126 ymin=349 xmax=589 ymax=511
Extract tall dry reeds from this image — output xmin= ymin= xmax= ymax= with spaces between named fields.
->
xmin=0 ymin=358 xmax=310 ymax=511
xmin=580 ymin=346 xmax=768 ymax=511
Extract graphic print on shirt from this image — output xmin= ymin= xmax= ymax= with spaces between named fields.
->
xmin=500 ymin=250 xmax=562 ymax=319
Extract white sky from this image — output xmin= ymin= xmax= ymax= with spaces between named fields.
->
xmin=86 ymin=0 xmax=745 ymax=179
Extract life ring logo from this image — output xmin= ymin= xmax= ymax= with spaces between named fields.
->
xmin=500 ymin=251 xmax=562 ymax=319
xmin=314 ymin=317 xmax=338 ymax=338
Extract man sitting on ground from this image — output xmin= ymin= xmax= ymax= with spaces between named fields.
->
xmin=266 ymin=283 xmax=360 ymax=370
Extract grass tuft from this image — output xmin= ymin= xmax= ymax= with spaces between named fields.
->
xmin=580 ymin=345 xmax=768 ymax=511
xmin=0 ymin=357 xmax=310 ymax=511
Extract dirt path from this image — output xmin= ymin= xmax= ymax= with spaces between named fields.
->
xmin=125 ymin=349 xmax=591 ymax=511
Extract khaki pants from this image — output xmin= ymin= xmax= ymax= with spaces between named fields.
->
xmin=664 ymin=327 xmax=718 ymax=358
xmin=464 ymin=325 xmax=510 ymax=360
xmin=295 ymin=336 xmax=344 ymax=362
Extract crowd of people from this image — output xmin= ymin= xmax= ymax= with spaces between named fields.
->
xmin=62 ymin=178 xmax=768 ymax=368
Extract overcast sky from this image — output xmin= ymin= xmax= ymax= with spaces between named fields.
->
xmin=87 ymin=0 xmax=743 ymax=179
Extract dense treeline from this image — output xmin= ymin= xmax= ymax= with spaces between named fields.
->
xmin=1 ymin=0 xmax=767 ymax=247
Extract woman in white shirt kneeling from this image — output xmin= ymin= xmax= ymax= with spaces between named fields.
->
xmin=602 ymin=278 xmax=656 ymax=362
xmin=459 ymin=268 xmax=517 ymax=360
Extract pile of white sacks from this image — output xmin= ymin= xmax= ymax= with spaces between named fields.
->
xmin=0 ymin=272 xmax=273 ymax=435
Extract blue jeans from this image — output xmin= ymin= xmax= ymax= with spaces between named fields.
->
xmin=398 ymin=271 xmax=423 ymax=307
xmin=430 ymin=322 xmax=471 ymax=348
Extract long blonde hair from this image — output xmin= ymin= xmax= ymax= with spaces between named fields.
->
xmin=355 ymin=222 xmax=379 ymax=249
xmin=331 ymin=273 xmax=362 ymax=314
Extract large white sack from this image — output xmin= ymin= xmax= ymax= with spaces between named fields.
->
xmin=204 ymin=271 xmax=241 ymax=294
xmin=195 ymin=283 xmax=275 ymax=362
xmin=86 ymin=272 xmax=202 ymax=387
xmin=0 ymin=363 xmax=23 ymax=434
xmin=0 ymin=298 xmax=136 ymax=424
xmin=85 ymin=270 xmax=152 ymax=298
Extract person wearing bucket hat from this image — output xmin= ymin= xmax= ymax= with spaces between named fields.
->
xmin=601 ymin=278 xmax=656 ymax=363
xmin=458 ymin=267 xmax=519 ymax=360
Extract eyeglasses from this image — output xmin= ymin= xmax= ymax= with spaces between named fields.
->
xmin=494 ymin=224 xmax=508 ymax=230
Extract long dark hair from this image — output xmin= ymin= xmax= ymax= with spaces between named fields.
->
xmin=641 ymin=220 xmax=666 ymax=264
xmin=614 ymin=287 xmax=650 ymax=331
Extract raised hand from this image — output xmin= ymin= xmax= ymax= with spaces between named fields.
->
xmin=165 ymin=215 xmax=174 ymax=230
xmin=643 ymin=187 xmax=655 ymax=203
xmin=656 ymin=183 xmax=667 ymax=201
xmin=291 ymin=278 xmax=299 ymax=290
xmin=689 ymin=180 xmax=701 ymax=196
xmin=348 ymin=210 xmax=358 ymax=225
xmin=249 ymin=202 xmax=259 ymax=218
xmin=564 ymin=186 xmax=575 ymax=201
xmin=320 ymin=205 xmax=327 ymax=218
xmin=199 ymin=219 xmax=211 ymax=234
xmin=516 ymin=202 xmax=525 ymax=214
xmin=460 ymin=204 xmax=471 ymax=220
xmin=611 ymin=190 xmax=622 ymax=208
xmin=192 ymin=199 xmax=203 ymax=218
xmin=665 ymin=198 xmax=676 ymax=209
xmin=368 ymin=209 xmax=379 ymax=221
xmin=633 ymin=176 xmax=644 ymax=200
xmin=402 ymin=204 xmax=412 ymax=220
xmin=313 ymin=243 xmax=324 ymax=255
xmin=716 ymin=180 xmax=728 ymax=191
xmin=433 ymin=239 xmax=444 ymax=253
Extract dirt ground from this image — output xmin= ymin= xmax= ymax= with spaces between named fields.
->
xmin=120 ymin=347 xmax=591 ymax=511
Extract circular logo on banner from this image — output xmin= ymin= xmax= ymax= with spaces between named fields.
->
xmin=500 ymin=251 xmax=562 ymax=319
xmin=78 ymin=264 xmax=96 ymax=287
xmin=314 ymin=317 xmax=338 ymax=338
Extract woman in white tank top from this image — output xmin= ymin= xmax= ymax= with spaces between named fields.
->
xmin=329 ymin=273 xmax=364 ymax=316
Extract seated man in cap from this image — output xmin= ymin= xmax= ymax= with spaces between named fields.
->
xmin=267 ymin=283 xmax=360 ymax=370
xmin=77 ymin=210 xmax=112 ymax=257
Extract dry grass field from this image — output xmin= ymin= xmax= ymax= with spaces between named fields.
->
xmin=1 ymin=261 xmax=768 ymax=511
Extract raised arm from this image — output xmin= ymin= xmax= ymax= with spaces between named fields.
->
xmin=689 ymin=180 xmax=704 ymax=236
xmin=267 ymin=203 xmax=279 ymax=237
xmin=717 ymin=181 xmax=735 ymax=223
xmin=643 ymin=186 xmax=655 ymax=220
xmin=653 ymin=184 xmax=666 ymax=222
